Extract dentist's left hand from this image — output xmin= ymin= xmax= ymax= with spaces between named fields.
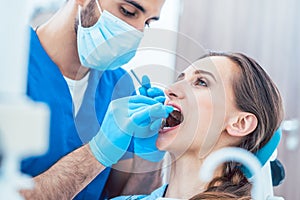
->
xmin=89 ymin=95 xmax=173 ymax=167
xmin=139 ymin=75 xmax=166 ymax=104
xmin=135 ymin=75 xmax=168 ymax=162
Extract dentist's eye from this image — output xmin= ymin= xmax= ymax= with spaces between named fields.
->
xmin=120 ymin=7 xmax=136 ymax=17
xmin=195 ymin=78 xmax=208 ymax=87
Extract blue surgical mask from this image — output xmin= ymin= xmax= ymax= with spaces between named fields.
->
xmin=77 ymin=0 xmax=143 ymax=70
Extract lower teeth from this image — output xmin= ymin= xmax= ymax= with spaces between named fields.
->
xmin=160 ymin=119 xmax=166 ymax=129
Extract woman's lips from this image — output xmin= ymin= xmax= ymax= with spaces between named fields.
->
xmin=159 ymin=102 xmax=183 ymax=134
xmin=167 ymin=102 xmax=182 ymax=112
xmin=159 ymin=123 xmax=181 ymax=134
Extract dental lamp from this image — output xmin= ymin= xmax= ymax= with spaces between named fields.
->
xmin=0 ymin=1 xmax=49 ymax=199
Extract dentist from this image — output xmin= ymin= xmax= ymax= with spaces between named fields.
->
xmin=21 ymin=0 xmax=166 ymax=199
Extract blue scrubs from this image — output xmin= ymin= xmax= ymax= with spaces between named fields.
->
xmin=21 ymin=28 xmax=135 ymax=199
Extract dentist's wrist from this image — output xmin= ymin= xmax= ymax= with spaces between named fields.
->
xmin=88 ymin=132 xmax=132 ymax=167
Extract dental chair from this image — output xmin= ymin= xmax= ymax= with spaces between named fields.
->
xmin=198 ymin=129 xmax=285 ymax=200
xmin=239 ymin=128 xmax=285 ymax=199
xmin=253 ymin=129 xmax=285 ymax=199
xmin=158 ymin=129 xmax=285 ymax=200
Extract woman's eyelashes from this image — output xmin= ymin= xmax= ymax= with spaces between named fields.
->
xmin=194 ymin=77 xmax=208 ymax=87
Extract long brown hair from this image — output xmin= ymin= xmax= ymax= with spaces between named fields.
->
xmin=190 ymin=52 xmax=284 ymax=199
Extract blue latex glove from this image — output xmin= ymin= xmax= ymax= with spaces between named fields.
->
xmin=138 ymin=75 xmax=166 ymax=103
xmin=135 ymin=75 xmax=168 ymax=162
xmin=89 ymin=95 xmax=173 ymax=167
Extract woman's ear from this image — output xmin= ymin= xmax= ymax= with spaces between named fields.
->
xmin=226 ymin=112 xmax=258 ymax=137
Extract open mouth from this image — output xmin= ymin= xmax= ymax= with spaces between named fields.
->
xmin=161 ymin=108 xmax=184 ymax=129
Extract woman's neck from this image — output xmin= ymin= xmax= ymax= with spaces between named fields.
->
xmin=164 ymin=152 xmax=222 ymax=199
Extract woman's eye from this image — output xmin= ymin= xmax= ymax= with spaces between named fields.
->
xmin=195 ymin=78 xmax=208 ymax=87
xmin=120 ymin=7 xmax=136 ymax=17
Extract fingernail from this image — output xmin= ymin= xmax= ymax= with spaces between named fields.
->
xmin=165 ymin=105 xmax=174 ymax=114
xmin=154 ymin=96 xmax=166 ymax=104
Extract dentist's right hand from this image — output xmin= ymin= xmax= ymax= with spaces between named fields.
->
xmin=89 ymin=95 xmax=173 ymax=167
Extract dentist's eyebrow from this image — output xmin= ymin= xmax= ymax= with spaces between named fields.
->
xmin=194 ymin=70 xmax=217 ymax=82
xmin=124 ymin=0 xmax=160 ymax=21
xmin=124 ymin=0 xmax=145 ymax=13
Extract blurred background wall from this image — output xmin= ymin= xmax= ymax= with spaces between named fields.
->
xmin=176 ymin=0 xmax=300 ymax=199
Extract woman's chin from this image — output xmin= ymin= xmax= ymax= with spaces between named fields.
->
xmin=156 ymin=129 xmax=178 ymax=151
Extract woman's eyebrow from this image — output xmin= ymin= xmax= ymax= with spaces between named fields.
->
xmin=194 ymin=69 xmax=217 ymax=82
xmin=176 ymin=73 xmax=185 ymax=80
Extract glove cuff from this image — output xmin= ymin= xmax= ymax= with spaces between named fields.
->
xmin=89 ymin=138 xmax=113 ymax=167
xmin=89 ymin=132 xmax=131 ymax=167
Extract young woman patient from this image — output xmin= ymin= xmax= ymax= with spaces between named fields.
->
xmin=21 ymin=51 xmax=282 ymax=199
xmin=114 ymin=51 xmax=284 ymax=200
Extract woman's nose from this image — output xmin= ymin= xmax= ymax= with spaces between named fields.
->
xmin=165 ymin=88 xmax=177 ymax=99
xmin=165 ymin=83 xmax=185 ymax=100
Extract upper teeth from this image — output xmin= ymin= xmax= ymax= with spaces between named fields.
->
xmin=171 ymin=106 xmax=180 ymax=112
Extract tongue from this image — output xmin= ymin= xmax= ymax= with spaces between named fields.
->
xmin=166 ymin=110 xmax=183 ymax=127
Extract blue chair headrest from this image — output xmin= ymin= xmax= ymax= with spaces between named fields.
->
xmin=241 ymin=128 xmax=282 ymax=178
xmin=255 ymin=129 xmax=282 ymax=166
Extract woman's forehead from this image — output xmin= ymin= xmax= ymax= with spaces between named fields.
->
xmin=184 ymin=56 xmax=237 ymax=77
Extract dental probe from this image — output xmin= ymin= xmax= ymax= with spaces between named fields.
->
xmin=130 ymin=69 xmax=143 ymax=86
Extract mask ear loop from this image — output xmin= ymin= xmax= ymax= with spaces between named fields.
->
xmin=78 ymin=6 xmax=82 ymax=27
xmin=95 ymin=0 xmax=103 ymax=14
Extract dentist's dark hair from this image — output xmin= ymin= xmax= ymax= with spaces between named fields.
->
xmin=189 ymin=52 xmax=284 ymax=199
xmin=74 ymin=0 xmax=97 ymax=33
